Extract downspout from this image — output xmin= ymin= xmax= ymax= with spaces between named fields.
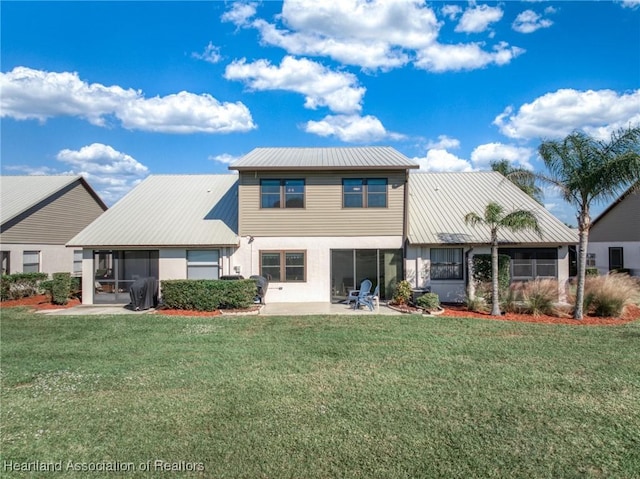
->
xmin=403 ymin=169 xmax=410 ymax=282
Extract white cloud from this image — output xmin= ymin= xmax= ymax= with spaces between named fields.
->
xmin=455 ymin=4 xmax=504 ymax=33
xmin=0 ymin=66 xmax=139 ymax=126
xmin=619 ymin=0 xmax=640 ymax=9
xmin=470 ymin=143 xmax=534 ymax=170
xmin=209 ymin=153 xmax=240 ymax=165
xmin=512 ymin=10 xmax=553 ymax=34
xmin=494 ymin=88 xmax=640 ymax=140
xmin=304 ymin=114 xmax=398 ymax=143
xmin=441 ymin=4 xmax=462 ymax=20
xmin=426 ymin=135 xmax=461 ymax=150
xmin=54 ymin=143 xmax=149 ymax=204
xmin=225 ymin=56 xmax=365 ymax=114
xmin=118 ymin=91 xmax=255 ymax=133
xmin=221 ymin=1 xmax=258 ymax=26
xmin=0 ymin=66 xmax=255 ymax=134
xmin=415 ymin=41 xmax=524 ymax=72
xmin=232 ymin=0 xmax=522 ymax=72
xmin=414 ymin=149 xmax=473 ymax=172
xmin=191 ymin=42 xmax=222 ymax=64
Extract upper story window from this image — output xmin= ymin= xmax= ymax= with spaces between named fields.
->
xmin=261 ymin=179 xmax=305 ymax=208
xmin=343 ymin=178 xmax=388 ymax=208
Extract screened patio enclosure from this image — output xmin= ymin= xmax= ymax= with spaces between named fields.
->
xmin=94 ymin=250 xmax=159 ymax=304
xmin=331 ymin=249 xmax=403 ymax=302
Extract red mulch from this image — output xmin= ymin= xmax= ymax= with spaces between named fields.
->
xmin=440 ymin=303 xmax=640 ymax=326
xmin=2 ymin=295 xmax=638 ymax=326
xmin=0 ymin=294 xmax=81 ymax=310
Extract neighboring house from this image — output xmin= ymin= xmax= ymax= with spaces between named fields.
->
xmin=587 ymin=183 xmax=639 ymax=276
xmin=0 ymin=175 xmax=107 ymax=277
xmin=406 ymin=172 xmax=578 ymax=302
xmin=68 ymin=148 xmax=578 ymax=305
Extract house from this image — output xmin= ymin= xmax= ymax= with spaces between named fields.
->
xmin=66 ymin=175 xmax=238 ymax=304
xmin=68 ymin=148 xmax=578 ymax=305
xmin=405 ymin=172 xmax=578 ymax=302
xmin=587 ymin=182 xmax=639 ymax=276
xmin=0 ymin=175 xmax=107 ymax=277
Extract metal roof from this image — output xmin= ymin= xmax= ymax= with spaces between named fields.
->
xmin=229 ymin=147 xmax=419 ymax=171
xmin=408 ymin=171 xmax=578 ymax=245
xmin=1 ymin=175 xmax=106 ymax=225
xmin=67 ymin=175 xmax=239 ymax=247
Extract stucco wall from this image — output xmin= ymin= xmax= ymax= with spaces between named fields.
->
xmin=587 ymin=241 xmax=640 ymax=276
xmin=1 ymin=244 xmax=81 ymax=276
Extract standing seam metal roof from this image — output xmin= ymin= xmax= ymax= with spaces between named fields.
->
xmin=67 ymin=175 xmax=239 ymax=247
xmin=229 ymin=147 xmax=419 ymax=170
xmin=408 ymin=171 xmax=578 ymax=245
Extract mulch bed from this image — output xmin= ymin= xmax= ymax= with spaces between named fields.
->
xmin=2 ymin=295 xmax=639 ymax=325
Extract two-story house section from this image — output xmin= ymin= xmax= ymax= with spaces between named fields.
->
xmin=229 ymin=147 xmax=419 ymax=303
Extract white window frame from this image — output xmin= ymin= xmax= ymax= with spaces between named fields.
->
xmin=23 ymin=250 xmax=40 ymax=273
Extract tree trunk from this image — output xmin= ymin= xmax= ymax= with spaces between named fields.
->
xmin=574 ymin=209 xmax=591 ymax=320
xmin=491 ymin=235 xmax=501 ymax=316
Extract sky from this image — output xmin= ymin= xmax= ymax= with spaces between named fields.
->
xmin=1 ymin=0 xmax=639 ymax=225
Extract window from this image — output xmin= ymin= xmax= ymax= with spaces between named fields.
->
xmin=260 ymin=179 xmax=305 ymax=208
xmin=1 ymin=251 xmax=9 ymax=275
xmin=23 ymin=251 xmax=40 ymax=273
xmin=342 ymin=178 xmax=387 ymax=208
xmin=586 ymin=253 xmax=596 ymax=268
xmin=609 ymin=247 xmax=624 ymax=271
xmin=430 ymin=248 xmax=463 ymax=280
xmin=260 ymin=251 xmax=306 ymax=282
xmin=500 ymin=248 xmax=557 ymax=280
xmin=187 ymin=250 xmax=220 ymax=279
xmin=73 ymin=250 xmax=83 ymax=274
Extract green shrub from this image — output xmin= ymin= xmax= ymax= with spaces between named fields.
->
xmin=586 ymin=268 xmax=599 ymax=277
xmin=51 ymin=272 xmax=72 ymax=305
xmin=40 ymin=279 xmax=54 ymax=298
xmin=161 ymin=279 xmax=257 ymax=311
xmin=465 ymin=294 xmax=488 ymax=313
xmin=0 ymin=272 xmax=48 ymax=300
xmin=392 ymin=280 xmax=412 ymax=305
xmin=70 ymin=276 xmax=82 ymax=299
xmin=584 ymin=273 xmax=639 ymax=317
xmin=472 ymin=254 xmax=511 ymax=294
xmin=416 ymin=292 xmax=440 ymax=311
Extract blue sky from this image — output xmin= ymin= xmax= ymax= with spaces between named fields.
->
xmin=2 ymin=1 xmax=639 ymax=224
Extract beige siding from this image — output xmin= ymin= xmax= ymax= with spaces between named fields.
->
xmin=1 ymin=181 xmax=106 ymax=244
xmin=590 ymin=192 xmax=640 ymax=242
xmin=239 ymin=170 xmax=406 ymax=237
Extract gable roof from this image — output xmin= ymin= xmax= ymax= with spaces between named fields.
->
xmin=1 ymin=175 xmax=107 ymax=225
xmin=67 ymin=175 xmax=239 ymax=247
xmin=408 ymin=171 xmax=578 ymax=245
xmin=590 ymin=181 xmax=639 ymax=228
xmin=229 ymin=147 xmax=419 ymax=171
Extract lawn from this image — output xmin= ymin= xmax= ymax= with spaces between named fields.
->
xmin=1 ymin=308 xmax=639 ymax=478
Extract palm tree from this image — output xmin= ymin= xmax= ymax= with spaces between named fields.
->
xmin=465 ymin=202 xmax=541 ymax=316
xmin=491 ymin=160 xmax=544 ymax=204
xmin=538 ymin=126 xmax=640 ymax=319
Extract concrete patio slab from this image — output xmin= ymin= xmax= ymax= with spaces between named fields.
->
xmin=37 ymin=304 xmax=154 ymax=316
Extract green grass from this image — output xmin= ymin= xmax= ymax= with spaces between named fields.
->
xmin=1 ymin=307 xmax=639 ymax=478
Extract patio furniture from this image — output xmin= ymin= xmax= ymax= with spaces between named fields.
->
xmin=347 ymin=279 xmax=372 ymax=306
xmin=355 ymin=284 xmax=379 ymax=311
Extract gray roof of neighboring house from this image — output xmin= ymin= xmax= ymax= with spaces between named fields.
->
xmin=1 ymin=175 xmax=106 ymax=225
xmin=229 ymin=147 xmax=419 ymax=171
xmin=408 ymin=171 xmax=578 ymax=245
xmin=67 ymin=175 xmax=239 ymax=247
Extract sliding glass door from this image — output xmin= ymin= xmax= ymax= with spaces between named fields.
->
xmin=331 ymin=249 xmax=402 ymax=302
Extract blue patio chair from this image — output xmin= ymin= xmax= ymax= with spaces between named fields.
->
xmin=348 ymin=279 xmax=372 ymax=307
xmin=356 ymin=284 xmax=379 ymax=311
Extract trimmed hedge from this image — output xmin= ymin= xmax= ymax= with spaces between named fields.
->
xmin=52 ymin=272 xmax=72 ymax=305
xmin=0 ymin=272 xmax=49 ymax=301
xmin=161 ymin=279 xmax=257 ymax=311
